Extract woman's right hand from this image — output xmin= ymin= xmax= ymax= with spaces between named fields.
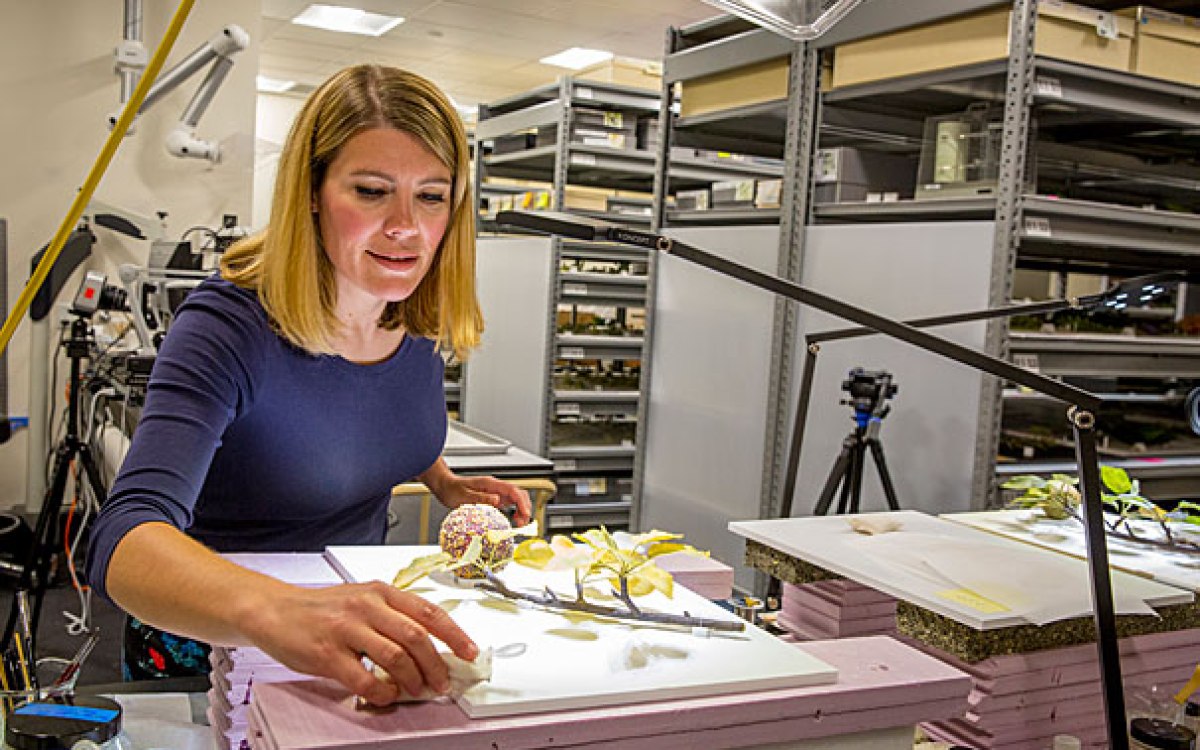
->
xmin=246 ymin=581 xmax=479 ymax=706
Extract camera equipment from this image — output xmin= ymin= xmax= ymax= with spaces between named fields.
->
xmin=4 ymin=276 xmax=112 ymax=660
xmin=70 ymin=270 xmax=129 ymax=318
xmin=812 ymin=367 xmax=901 ymax=516
xmin=840 ymin=367 xmax=898 ymax=415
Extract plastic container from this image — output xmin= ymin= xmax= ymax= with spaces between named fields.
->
xmin=1129 ymin=717 xmax=1197 ymax=750
xmin=3 ymin=695 xmax=123 ymax=750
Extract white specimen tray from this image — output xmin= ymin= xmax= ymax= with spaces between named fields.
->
xmin=324 ymin=545 xmax=837 ymax=718
xmin=943 ymin=509 xmax=1200 ymax=594
xmin=729 ymin=511 xmax=1193 ymax=630
xmin=443 ymin=420 xmax=511 ymax=456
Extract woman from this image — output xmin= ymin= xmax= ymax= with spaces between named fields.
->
xmin=86 ymin=65 xmax=530 ymax=706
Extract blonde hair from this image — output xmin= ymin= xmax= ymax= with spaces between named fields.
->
xmin=221 ymin=65 xmax=482 ymax=359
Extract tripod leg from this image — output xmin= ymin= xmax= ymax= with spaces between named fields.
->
xmin=836 ymin=443 xmax=858 ymax=515
xmin=849 ymin=439 xmax=867 ymax=514
xmin=868 ymin=439 xmax=902 ymax=511
xmin=3 ymin=442 xmax=73 ymax=655
xmin=813 ymin=436 xmax=855 ymax=516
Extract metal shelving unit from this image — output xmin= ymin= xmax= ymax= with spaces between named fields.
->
xmin=468 ymin=79 xmax=682 ymax=535
xmin=637 ymin=1 xmax=1200 ymax=592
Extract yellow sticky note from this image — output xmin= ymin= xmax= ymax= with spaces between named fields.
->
xmin=937 ymin=588 xmax=1011 ymax=614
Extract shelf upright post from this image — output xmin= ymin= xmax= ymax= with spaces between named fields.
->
xmin=971 ymin=0 xmax=1039 ymax=509
xmin=762 ymin=42 xmax=821 ymax=538
xmin=541 ymin=76 xmax=578 ymax=459
xmin=631 ymin=25 xmax=682 ymax=530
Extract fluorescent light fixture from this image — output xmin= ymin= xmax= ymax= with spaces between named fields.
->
xmin=256 ymin=75 xmax=296 ymax=94
xmin=702 ymin=0 xmax=865 ymax=41
xmin=292 ymin=4 xmax=404 ymax=37
xmin=539 ymin=47 xmax=613 ymax=70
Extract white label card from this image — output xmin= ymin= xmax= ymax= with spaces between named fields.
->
xmin=1035 ymin=76 xmax=1063 ymax=99
xmin=1024 ymin=217 xmax=1052 ymax=238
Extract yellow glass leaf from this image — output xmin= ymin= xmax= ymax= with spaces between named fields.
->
xmin=645 ymin=542 xmax=707 ymax=559
xmin=392 ymin=551 xmax=453 ymax=589
xmin=487 ymin=519 xmax=540 ymax=544
xmin=625 ymin=530 xmax=683 ymax=548
xmin=544 ymin=544 xmax=597 ymax=572
xmin=446 ymin=535 xmax=484 ymax=572
xmin=574 ymin=528 xmax=616 ymax=550
xmin=629 ymin=562 xmax=675 ymax=598
xmin=513 ymin=538 xmax=555 ymax=569
xmin=613 ymin=575 xmax=656 ymax=597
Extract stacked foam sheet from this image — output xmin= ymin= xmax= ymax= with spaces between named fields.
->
xmin=776 ymin=581 xmax=898 ymax=640
xmin=918 ymin=628 xmax=1200 ymax=749
xmin=208 ymin=646 xmax=313 ymax=750
xmin=207 ymin=553 xmax=341 ymax=750
xmin=654 ymin=551 xmax=735 ymax=600
xmin=241 ymin=636 xmax=972 ymax=750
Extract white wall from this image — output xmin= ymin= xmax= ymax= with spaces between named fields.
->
xmin=0 ymin=0 xmax=261 ymax=511
xmin=252 ymin=92 xmax=305 ymax=229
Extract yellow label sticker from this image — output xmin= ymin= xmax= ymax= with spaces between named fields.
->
xmin=937 ymin=588 xmax=1011 ymax=614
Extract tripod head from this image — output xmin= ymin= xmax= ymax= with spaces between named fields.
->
xmin=840 ymin=368 xmax=897 ymax=426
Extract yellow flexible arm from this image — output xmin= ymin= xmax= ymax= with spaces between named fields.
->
xmin=0 ymin=0 xmax=196 ymax=356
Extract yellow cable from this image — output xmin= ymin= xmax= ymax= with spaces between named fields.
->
xmin=0 ymin=0 xmax=196 ymax=356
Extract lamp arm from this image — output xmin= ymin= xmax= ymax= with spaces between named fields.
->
xmin=496 ymin=209 xmax=1131 ymax=750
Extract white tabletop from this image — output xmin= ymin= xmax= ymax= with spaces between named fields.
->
xmin=729 ymin=511 xmax=1192 ymax=630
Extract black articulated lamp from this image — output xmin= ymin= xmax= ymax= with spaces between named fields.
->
xmin=783 ymin=270 xmax=1188 ymax=521
xmin=495 ymin=208 xmax=1185 ymax=750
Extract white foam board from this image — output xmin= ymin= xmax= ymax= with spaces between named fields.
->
xmin=324 ymin=544 xmax=837 ymax=718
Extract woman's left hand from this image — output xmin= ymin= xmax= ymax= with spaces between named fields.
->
xmin=437 ymin=474 xmax=532 ymax=527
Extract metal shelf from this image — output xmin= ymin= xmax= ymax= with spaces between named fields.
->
xmin=1009 ymin=332 xmax=1200 ymax=379
xmin=560 ymin=241 xmax=650 ymax=264
xmin=544 ymin=500 xmax=633 ymax=532
xmin=480 ymin=80 xmax=660 ymax=119
xmin=995 ymin=454 xmax=1200 ymax=500
xmin=484 ymin=145 xmax=780 ymax=192
xmin=815 ymin=195 xmax=1200 ymax=274
xmin=559 ymin=271 xmax=647 ymax=305
xmin=666 ymin=206 xmax=782 ymax=225
xmin=554 ymin=390 xmax=640 ymax=419
xmin=550 ymin=444 xmax=636 ymax=474
xmin=556 ymin=334 xmax=644 ymax=361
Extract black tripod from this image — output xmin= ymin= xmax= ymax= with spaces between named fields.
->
xmin=3 ymin=316 xmax=108 ymax=657
xmin=813 ymin=368 xmax=901 ymax=516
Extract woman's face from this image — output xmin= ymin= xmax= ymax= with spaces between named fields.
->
xmin=315 ymin=126 xmax=453 ymax=317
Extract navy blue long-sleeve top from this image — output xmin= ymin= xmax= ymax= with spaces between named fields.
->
xmin=86 ymin=275 xmax=446 ymax=601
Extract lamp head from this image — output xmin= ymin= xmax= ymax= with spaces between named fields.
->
xmin=1094 ymin=271 xmax=1186 ymax=312
xmin=701 ymin=0 xmax=866 ymax=41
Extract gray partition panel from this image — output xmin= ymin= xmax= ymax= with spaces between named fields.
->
xmin=463 ymin=237 xmax=554 ymax=455
xmin=639 ymin=225 xmax=782 ymax=591
xmin=791 ymin=221 xmax=996 ymax=519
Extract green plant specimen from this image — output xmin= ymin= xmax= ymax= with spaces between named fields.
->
xmin=1003 ymin=466 xmax=1199 ymax=554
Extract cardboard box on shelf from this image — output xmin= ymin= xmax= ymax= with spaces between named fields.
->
xmin=830 ymin=0 xmax=1135 ymax=90
xmin=1124 ymin=6 xmax=1200 ymax=87
xmin=573 ymin=57 xmax=663 ymax=92
xmin=679 ymin=56 xmax=789 ymax=119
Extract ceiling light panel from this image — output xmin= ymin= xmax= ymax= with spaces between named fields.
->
xmin=539 ymin=47 xmax=613 ymax=70
xmin=292 ymin=4 xmax=405 ymax=37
